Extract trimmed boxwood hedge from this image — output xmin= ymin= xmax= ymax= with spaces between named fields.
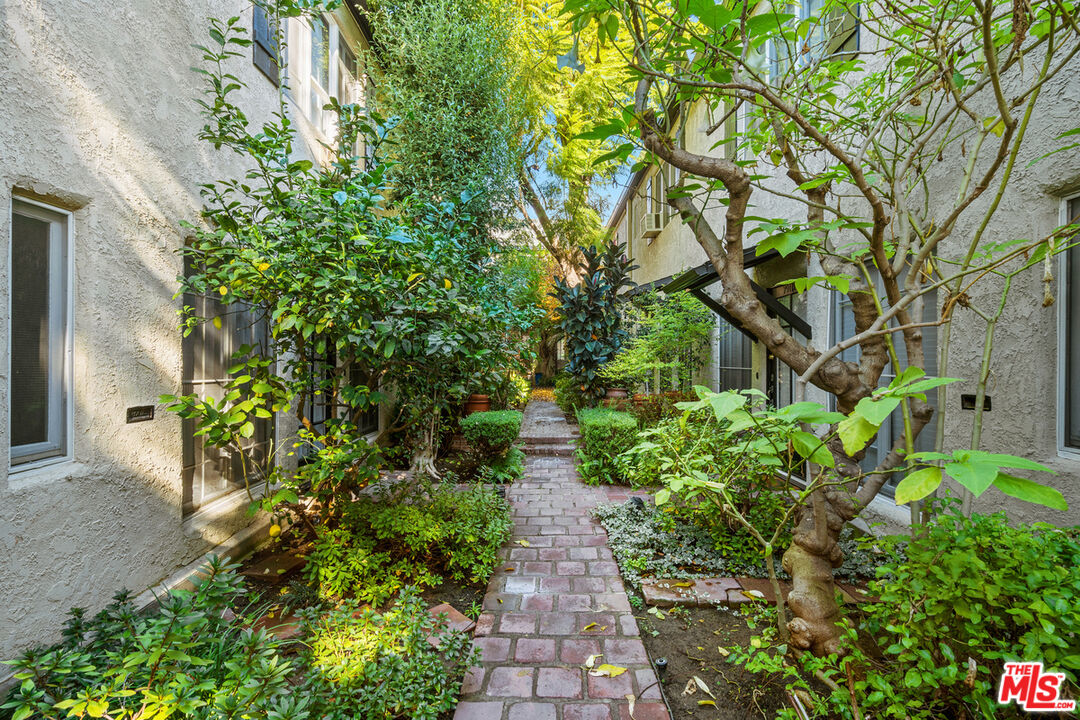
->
xmin=575 ymin=408 xmax=638 ymax=485
xmin=461 ymin=410 xmax=522 ymax=457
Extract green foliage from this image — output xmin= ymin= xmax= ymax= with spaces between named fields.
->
xmin=601 ymin=291 xmax=713 ymax=393
xmin=167 ymin=8 xmax=541 ymax=500
xmin=461 ymin=410 xmax=523 ymax=457
xmin=553 ymin=241 xmax=637 ymax=399
xmin=554 ymin=373 xmax=591 ymax=413
xmin=367 ymin=0 xmax=525 ymax=218
xmin=626 ymin=390 xmax=696 ymax=427
xmin=1 ymin=558 xmax=301 ymax=720
xmin=594 ymin=501 xmax=877 ymax=590
xmin=304 ymin=482 xmax=512 ymax=605
xmin=297 ymin=588 xmax=478 ymax=720
xmin=574 ymin=408 xmax=638 ymax=485
xmin=492 ymin=371 xmax=532 ymax=410
xmin=478 ymin=447 xmax=526 ymax=484
xmin=727 ymin=503 xmax=1080 ymax=719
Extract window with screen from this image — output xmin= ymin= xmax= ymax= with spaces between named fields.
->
xmin=10 ymin=199 xmax=71 ymax=468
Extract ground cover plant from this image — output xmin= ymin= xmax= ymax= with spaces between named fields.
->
xmin=304 ymin=481 xmax=512 ymax=605
xmin=0 ymin=560 xmax=476 ymax=720
xmin=595 ymin=500 xmax=881 ymax=592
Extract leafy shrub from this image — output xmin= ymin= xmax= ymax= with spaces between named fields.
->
xmin=492 ymin=372 xmax=531 ymax=410
xmin=627 ymin=390 xmax=697 ymax=427
xmin=304 ymin=482 xmax=512 ymax=605
xmin=461 ymin=409 xmax=522 ymax=457
xmin=851 ymin=504 xmax=1080 ymax=718
xmin=575 ymin=408 xmax=638 ymax=485
xmin=554 ymin=373 xmax=590 ymax=413
xmin=1 ymin=558 xmax=300 ymax=720
xmin=727 ymin=502 xmax=1080 ymax=719
xmin=298 ymin=588 xmax=478 ymax=720
xmin=478 ymin=446 xmax=525 ymax=484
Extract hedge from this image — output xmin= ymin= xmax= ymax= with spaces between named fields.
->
xmin=461 ymin=410 xmax=522 ymax=458
xmin=574 ymin=408 xmax=638 ymax=485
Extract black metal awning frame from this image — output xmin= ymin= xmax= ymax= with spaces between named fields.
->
xmin=654 ymin=248 xmax=812 ymax=340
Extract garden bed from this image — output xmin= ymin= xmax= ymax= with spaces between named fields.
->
xmin=636 ymin=604 xmax=791 ymax=719
xmin=595 ymin=500 xmax=886 ymax=592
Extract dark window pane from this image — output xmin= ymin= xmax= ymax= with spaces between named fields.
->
xmin=1066 ymin=199 xmax=1080 ymax=447
xmin=11 ymin=212 xmax=51 ymax=448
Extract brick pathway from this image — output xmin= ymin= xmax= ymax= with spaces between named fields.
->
xmin=455 ymin=401 xmax=670 ymax=720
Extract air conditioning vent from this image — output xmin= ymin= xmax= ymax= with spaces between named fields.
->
xmin=643 ymin=212 xmax=664 ymax=238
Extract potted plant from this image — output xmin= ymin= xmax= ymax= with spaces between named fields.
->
xmin=464 ymin=393 xmax=491 ymax=414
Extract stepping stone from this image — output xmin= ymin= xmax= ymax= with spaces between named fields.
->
xmin=240 ymin=551 xmax=306 ymax=584
xmin=641 ymin=577 xmax=740 ymax=607
xmin=427 ymin=602 xmax=477 ymax=648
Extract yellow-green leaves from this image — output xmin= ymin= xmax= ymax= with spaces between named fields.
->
xmin=894 ymin=466 xmax=942 ymax=504
xmin=790 ymin=430 xmax=834 ymax=467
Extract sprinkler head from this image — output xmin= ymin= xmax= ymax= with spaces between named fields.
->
xmin=654 ymin=656 xmax=668 ymax=679
xmin=627 ymin=496 xmax=645 ymax=512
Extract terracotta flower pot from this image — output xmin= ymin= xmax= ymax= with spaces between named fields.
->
xmin=605 ymin=388 xmax=629 ymax=399
xmin=464 ymin=394 xmax=491 ymax=414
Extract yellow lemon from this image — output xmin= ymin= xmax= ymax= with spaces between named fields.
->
xmin=218 ymin=286 xmax=228 ymax=296
xmin=269 ymin=523 xmax=281 ymax=538
xmin=444 ymin=279 xmax=452 ymax=289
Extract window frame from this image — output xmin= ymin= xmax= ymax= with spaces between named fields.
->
xmin=1057 ymin=193 xmax=1080 ymax=458
xmin=8 ymin=196 xmax=75 ymax=472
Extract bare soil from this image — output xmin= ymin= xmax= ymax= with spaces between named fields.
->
xmin=636 ymin=606 xmax=790 ymax=719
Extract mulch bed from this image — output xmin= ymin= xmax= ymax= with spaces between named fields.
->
xmin=636 ymin=606 xmax=791 ymax=719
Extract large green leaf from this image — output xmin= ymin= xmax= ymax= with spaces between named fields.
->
xmin=992 ymin=473 xmax=1068 ymax=511
xmin=854 ymin=396 xmax=901 ymax=426
xmin=791 ymin=430 xmax=835 ymax=467
xmin=893 ymin=466 xmax=942 ymax=504
xmin=708 ymin=391 xmax=747 ymax=423
xmin=944 ymin=460 xmax=999 ymax=497
xmin=838 ymin=415 xmax=878 ymax=456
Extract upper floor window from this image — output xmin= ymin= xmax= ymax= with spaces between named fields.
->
xmin=769 ymin=1 xmax=859 ymax=80
xmin=1061 ymin=196 xmax=1080 ymax=450
xmin=252 ymin=3 xmax=281 ymax=85
xmin=289 ymin=14 xmax=364 ymax=140
xmin=10 ymin=198 xmax=72 ymax=469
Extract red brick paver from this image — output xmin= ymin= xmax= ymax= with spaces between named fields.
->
xmin=456 ymin=401 xmax=669 ymax=720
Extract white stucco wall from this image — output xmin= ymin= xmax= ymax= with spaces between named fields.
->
xmin=0 ymin=0 xmax=369 ymax=660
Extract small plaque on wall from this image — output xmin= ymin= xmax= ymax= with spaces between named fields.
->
xmin=126 ymin=405 xmax=155 ymax=423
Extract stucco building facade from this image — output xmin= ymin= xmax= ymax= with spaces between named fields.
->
xmin=0 ymin=0 xmax=376 ymax=662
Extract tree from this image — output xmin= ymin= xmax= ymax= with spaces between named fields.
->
xmin=165 ymin=8 xmax=536 ymax=521
xmin=366 ymin=0 xmax=526 ymax=223
xmin=566 ymin=0 xmax=1080 ymax=653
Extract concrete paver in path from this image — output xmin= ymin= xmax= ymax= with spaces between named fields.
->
xmin=456 ymin=401 xmax=669 ymax=720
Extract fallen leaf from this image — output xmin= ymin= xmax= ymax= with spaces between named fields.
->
xmin=674 ymin=581 xmax=693 ymax=588
xmin=589 ymin=664 xmax=627 ymax=678
xmin=717 ymin=647 xmax=730 ymax=657
xmin=504 ymin=566 xmax=516 ymax=572
xmin=582 ymin=622 xmax=598 ymax=632
xmin=647 ymin=607 xmax=666 ymax=620
xmin=626 ymin=694 xmax=636 ymax=719
xmin=694 ymin=676 xmax=715 ymax=698
xmin=585 ymin=654 xmax=602 ymax=669
xmin=742 ymin=589 xmax=765 ymax=599
xmin=698 ymin=700 xmax=717 ymax=707
xmin=516 ymin=540 xmax=530 ymax=547
xmin=683 ymin=679 xmax=697 ymax=696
